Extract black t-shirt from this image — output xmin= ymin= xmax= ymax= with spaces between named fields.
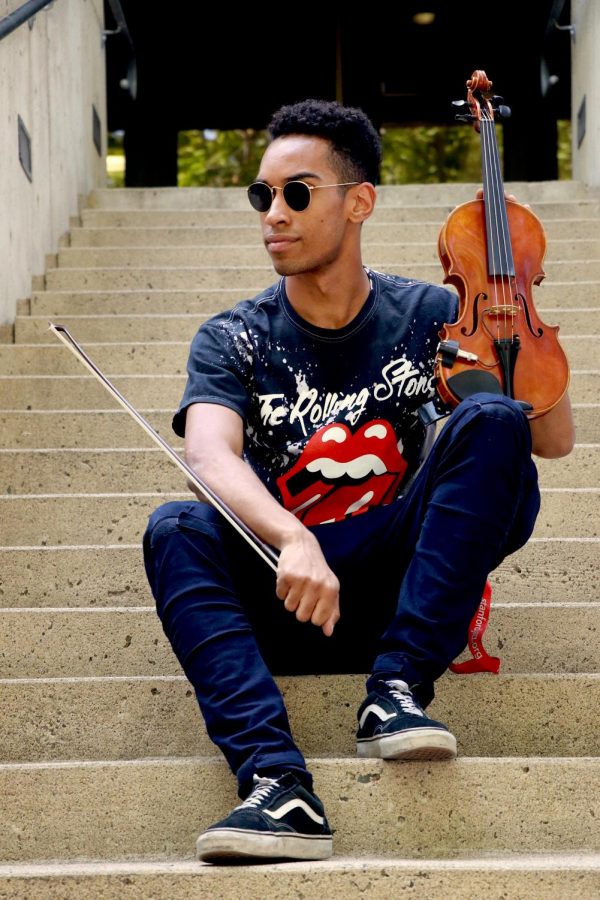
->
xmin=174 ymin=268 xmax=457 ymax=526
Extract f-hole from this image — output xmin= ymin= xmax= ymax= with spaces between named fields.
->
xmin=517 ymin=293 xmax=543 ymax=338
xmin=461 ymin=292 xmax=486 ymax=337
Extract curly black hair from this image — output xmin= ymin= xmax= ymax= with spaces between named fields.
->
xmin=267 ymin=99 xmax=382 ymax=186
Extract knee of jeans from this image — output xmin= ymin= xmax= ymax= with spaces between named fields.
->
xmin=144 ymin=501 xmax=190 ymax=545
xmin=460 ymin=392 xmax=530 ymax=434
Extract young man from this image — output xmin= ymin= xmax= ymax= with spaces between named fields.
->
xmin=143 ymin=99 xmax=575 ymax=864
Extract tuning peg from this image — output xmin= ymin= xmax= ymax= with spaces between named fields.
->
xmin=491 ymin=96 xmax=511 ymax=119
xmin=452 ymin=100 xmax=472 ymax=123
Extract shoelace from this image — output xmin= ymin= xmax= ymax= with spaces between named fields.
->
xmin=235 ymin=775 xmax=279 ymax=810
xmin=385 ymin=679 xmax=425 ymax=718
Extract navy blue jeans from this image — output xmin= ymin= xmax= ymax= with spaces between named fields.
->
xmin=143 ymin=393 xmax=540 ymax=796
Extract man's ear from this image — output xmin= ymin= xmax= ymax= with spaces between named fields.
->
xmin=347 ymin=182 xmax=377 ymax=224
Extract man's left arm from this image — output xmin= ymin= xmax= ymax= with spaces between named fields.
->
xmin=529 ymin=391 xmax=575 ymax=458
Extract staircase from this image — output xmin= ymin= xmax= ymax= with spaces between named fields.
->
xmin=1 ymin=181 xmax=599 ymax=897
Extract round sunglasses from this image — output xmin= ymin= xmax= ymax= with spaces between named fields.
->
xmin=247 ymin=180 xmax=359 ymax=213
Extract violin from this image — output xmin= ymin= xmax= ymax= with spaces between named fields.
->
xmin=435 ymin=70 xmax=570 ymax=418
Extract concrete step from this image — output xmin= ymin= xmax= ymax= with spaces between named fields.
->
xmin=1 ymin=538 xmax=596 ymax=608
xmin=0 ymin=490 xmax=596 ymax=546
xmin=0 ymin=334 xmax=591 ymax=376
xmin=68 ymin=219 xmax=600 ymax=246
xmin=1 ymin=372 xmax=597 ymax=410
xmin=56 ymin=241 xmax=600 ymax=269
xmin=80 ymin=200 xmax=600 ymax=227
xmin=27 ymin=283 xmax=600 ymax=315
xmin=0 ymin=410 xmax=176 ymax=448
xmin=16 ymin=314 xmax=208 ymax=343
xmin=6 ymin=407 xmax=594 ymax=454
xmin=0 ymin=343 xmax=190 ymax=376
xmin=1 ymin=604 xmax=598 ymax=680
xmin=2 ymin=856 xmax=599 ymax=900
xmin=28 ymin=289 xmax=250 ymax=316
xmin=42 ymin=261 xmax=600 ymax=291
xmin=2 ymin=674 xmax=600 ymax=763
xmin=86 ymin=182 xmax=594 ymax=208
xmin=14 ymin=308 xmax=600 ymax=342
xmin=2 ymin=757 xmax=599 ymax=861
xmin=1 ymin=446 xmax=597 ymax=494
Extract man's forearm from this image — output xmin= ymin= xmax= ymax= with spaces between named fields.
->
xmin=183 ymin=403 xmax=340 ymax=636
xmin=529 ymin=392 xmax=575 ymax=458
xmin=186 ymin=448 xmax=306 ymax=551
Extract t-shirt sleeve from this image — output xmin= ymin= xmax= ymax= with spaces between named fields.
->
xmin=172 ymin=319 xmax=253 ymax=437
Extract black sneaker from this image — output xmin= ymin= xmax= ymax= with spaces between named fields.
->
xmin=196 ymin=772 xmax=333 ymax=863
xmin=356 ymin=678 xmax=457 ymax=760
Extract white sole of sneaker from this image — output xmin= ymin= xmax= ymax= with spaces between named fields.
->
xmin=196 ymin=827 xmax=333 ymax=863
xmin=356 ymin=726 xmax=457 ymax=760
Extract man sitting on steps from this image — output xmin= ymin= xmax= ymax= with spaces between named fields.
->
xmin=142 ymin=98 xmax=575 ymax=864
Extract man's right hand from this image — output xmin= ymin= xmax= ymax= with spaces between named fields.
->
xmin=276 ymin=529 xmax=340 ymax=637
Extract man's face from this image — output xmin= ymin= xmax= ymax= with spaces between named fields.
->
xmin=254 ymin=135 xmax=357 ymax=277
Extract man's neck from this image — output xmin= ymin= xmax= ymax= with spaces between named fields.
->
xmin=285 ymin=265 xmax=372 ymax=330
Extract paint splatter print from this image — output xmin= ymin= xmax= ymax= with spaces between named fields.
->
xmin=173 ymin=269 xmax=457 ymax=521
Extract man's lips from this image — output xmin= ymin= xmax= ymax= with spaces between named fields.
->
xmin=265 ymin=235 xmax=298 ymax=253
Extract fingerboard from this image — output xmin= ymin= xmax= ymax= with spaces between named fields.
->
xmin=481 ymin=118 xmax=515 ymax=277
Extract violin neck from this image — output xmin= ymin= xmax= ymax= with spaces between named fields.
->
xmin=480 ymin=118 xmax=515 ymax=278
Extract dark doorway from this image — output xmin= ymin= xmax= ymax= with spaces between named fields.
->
xmin=105 ymin=1 xmax=572 ymax=186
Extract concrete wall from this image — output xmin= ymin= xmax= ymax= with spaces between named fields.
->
xmin=572 ymin=0 xmax=600 ymax=187
xmin=0 ymin=0 xmax=106 ymax=328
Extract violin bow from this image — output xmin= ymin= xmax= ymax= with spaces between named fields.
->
xmin=49 ymin=323 xmax=279 ymax=572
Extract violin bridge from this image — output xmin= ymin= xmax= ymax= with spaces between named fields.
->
xmin=485 ymin=304 xmax=519 ymax=318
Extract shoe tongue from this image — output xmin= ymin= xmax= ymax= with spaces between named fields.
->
xmin=385 ymin=678 xmax=410 ymax=692
xmin=252 ymin=774 xmax=279 ymax=788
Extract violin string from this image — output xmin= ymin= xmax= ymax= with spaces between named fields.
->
xmin=489 ymin=112 xmax=515 ymax=340
xmin=494 ymin=111 xmax=516 ymax=340
xmin=480 ymin=110 xmax=502 ymax=342
xmin=479 ymin=110 xmax=494 ymax=333
xmin=484 ymin=114 xmax=505 ymax=340
xmin=483 ymin=110 xmax=513 ymax=341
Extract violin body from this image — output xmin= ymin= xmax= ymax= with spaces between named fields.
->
xmin=437 ymin=196 xmax=569 ymax=418
xmin=434 ymin=70 xmax=570 ymax=419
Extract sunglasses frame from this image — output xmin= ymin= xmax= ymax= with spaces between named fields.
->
xmin=247 ymin=180 xmax=360 ymax=213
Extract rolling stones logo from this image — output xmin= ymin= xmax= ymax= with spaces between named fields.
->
xmin=277 ymin=419 xmax=407 ymax=526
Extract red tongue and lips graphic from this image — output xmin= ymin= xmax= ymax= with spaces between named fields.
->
xmin=277 ymin=420 xmax=407 ymax=526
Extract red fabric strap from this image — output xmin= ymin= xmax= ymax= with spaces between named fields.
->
xmin=449 ymin=579 xmax=501 ymax=675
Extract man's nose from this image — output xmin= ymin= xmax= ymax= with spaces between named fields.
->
xmin=264 ymin=188 xmax=290 ymax=223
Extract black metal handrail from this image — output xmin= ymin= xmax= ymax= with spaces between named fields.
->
xmin=0 ymin=0 xmax=135 ymax=56
xmin=104 ymin=0 xmax=136 ymax=101
xmin=0 ymin=0 xmax=55 ymax=42
xmin=105 ymin=0 xmax=134 ymax=53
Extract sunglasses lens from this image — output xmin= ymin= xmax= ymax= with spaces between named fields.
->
xmin=283 ymin=181 xmax=311 ymax=211
xmin=247 ymin=183 xmax=272 ymax=212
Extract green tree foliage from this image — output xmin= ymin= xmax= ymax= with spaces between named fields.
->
xmin=176 ymin=124 xmax=501 ymax=186
xmin=106 ymin=132 xmax=125 ymax=187
xmin=178 ymin=129 xmax=269 ymax=187
xmin=557 ymin=119 xmax=572 ymax=180
xmin=380 ymin=125 xmax=484 ymax=183
xmin=107 ymin=121 xmax=572 ymax=187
